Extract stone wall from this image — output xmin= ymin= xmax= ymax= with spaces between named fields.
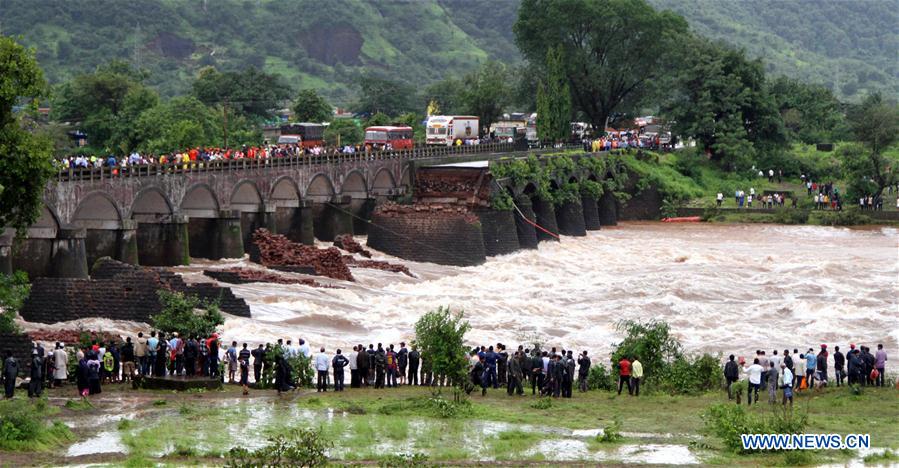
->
xmin=20 ymin=258 xmax=250 ymax=324
xmin=619 ymin=186 xmax=663 ymax=220
xmin=512 ymin=196 xmax=538 ymax=249
xmin=531 ymin=198 xmax=560 ymax=242
xmin=367 ymin=205 xmax=486 ymax=266
xmin=598 ymin=192 xmax=618 ymax=226
xmin=476 ymin=209 xmax=520 ymax=257
xmin=0 ymin=333 xmax=34 ymax=375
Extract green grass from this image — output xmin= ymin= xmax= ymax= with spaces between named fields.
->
xmin=864 ymin=449 xmax=899 ymax=464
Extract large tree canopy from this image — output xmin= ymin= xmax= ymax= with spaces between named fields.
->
xmin=292 ymin=89 xmax=332 ymax=123
xmin=536 ymin=46 xmax=572 ymax=142
xmin=664 ymin=39 xmax=785 ymax=170
xmin=841 ymin=93 xmax=899 ymax=200
xmin=192 ymin=66 xmax=292 ymax=121
xmin=458 ymin=61 xmax=511 ymax=133
xmin=514 ymin=0 xmax=688 ymax=130
xmin=0 ymin=37 xmax=54 ymax=235
xmin=769 ymin=76 xmax=846 ymax=145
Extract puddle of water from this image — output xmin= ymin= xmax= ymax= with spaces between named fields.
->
xmin=66 ymin=431 xmax=127 ymax=457
xmin=527 ymin=439 xmax=591 ymax=461
xmin=609 ymin=444 xmax=700 ymax=465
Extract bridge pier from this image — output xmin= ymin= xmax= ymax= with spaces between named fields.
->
xmin=51 ymin=228 xmax=90 ymax=278
xmin=476 ymin=208 xmax=520 ymax=256
xmin=7 ymin=225 xmax=88 ymax=279
xmin=351 ymin=198 xmax=377 ymax=236
xmin=275 ymin=200 xmax=314 ymax=246
xmin=556 ymin=199 xmax=587 ymax=236
xmin=531 ymin=197 xmax=560 ymax=242
xmin=137 ymin=215 xmax=190 ymax=266
xmin=598 ymin=191 xmax=618 ymax=226
xmin=187 ymin=210 xmax=245 ymax=260
xmin=313 ymin=196 xmax=354 ymax=242
xmin=239 ymin=204 xmax=277 ymax=253
xmin=582 ymin=195 xmax=601 ymax=230
xmin=81 ymin=219 xmax=139 ymax=268
xmin=512 ymin=196 xmax=538 ymax=249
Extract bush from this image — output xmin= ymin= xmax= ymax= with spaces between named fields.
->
xmin=530 ymin=397 xmax=553 ymax=410
xmin=0 ymin=400 xmax=73 ymax=451
xmin=656 ymin=354 xmax=722 ymax=395
xmin=810 ymin=208 xmax=871 ymax=226
xmin=596 ymin=418 xmax=623 ymax=443
xmin=611 ymin=320 xmax=683 ymax=383
xmin=587 ymin=365 xmax=615 ymax=391
xmin=0 ymin=271 xmax=29 ymax=334
xmin=152 ymin=290 xmax=224 ymax=338
xmin=703 ymin=404 xmax=808 ymax=453
xmin=770 ymin=207 xmax=809 ymax=225
xmin=414 ymin=307 xmax=471 ymax=397
xmin=378 ymin=453 xmax=430 ymax=467
xmin=226 ymin=427 xmax=331 ymax=467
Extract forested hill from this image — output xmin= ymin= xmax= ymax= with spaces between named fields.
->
xmin=649 ymin=0 xmax=898 ymax=101
xmin=2 ymin=0 xmax=895 ymax=104
xmin=0 ymin=0 xmax=520 ymax=102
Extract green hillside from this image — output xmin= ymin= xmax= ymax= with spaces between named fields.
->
xmin=649 ymin=0 xmax=898 ymax=101
xmin=2 ymin=0 xmax=894 ymax=105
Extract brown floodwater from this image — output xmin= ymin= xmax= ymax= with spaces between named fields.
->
xmin=27 ymin=222 xmax=898 ymax=370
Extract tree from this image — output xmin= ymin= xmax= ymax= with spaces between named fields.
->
xmin=0 ymin=37 xmax=54 ymax=235
xmin=292 ymin=89 xmax=331 ymax=123
xmin=323 ymin=119 xmax=362 ymax=147
xmin=769 ymin=76 xmax=846 ymax=144
xmin=458 ymin=61 xmax=511 ymax=133
xmin=842 ymin=93 xmax=899 ymax=200
xmin=413 ymin=307 xmax=471 ymax=398
xmin=353 ymin=73 xmax=414 ymax=117
xmin=422 ymin=78 xmax=464 ymax=116
xmin=536 ymin=46 xmax=572 ymax=142
xmin=514 ymin=0 xmax=688 ymax=130
xmin=192 ymin=66 xmax=292 ymax=121
xmin=133 ymin=96 xmax=221 ymax=153
xmin=152 ymin=290 xmax=224 ymax=339
xmin=664 ymin=39 xmax=786 ymax=170
xmin=52 ymin=60 xmax=155 ymax=151
xmin=0 ymin=271 xmax=29 ymax=334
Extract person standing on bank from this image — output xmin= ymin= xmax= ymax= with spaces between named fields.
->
xmin=315 ymin=347 xmax=330 ymax=392
xmin=630 ymin=356 xmax=643 ymax=396
xmin=577 ymin=351 xmax=591 ymax=392
xmin=724 ymin=355 xmax=739 ymax=399
xmin=617 ymin=356 xmax=631 ymax=395
xmin=781 ymin=362 xmax=794 ymax=407
xmin=53 ymin=343 xmax=68 ymax=386
xmin=332 ymin=349 xmax=349 ymax=391
xmin=408 ymin=345 xmax=420 ymax=386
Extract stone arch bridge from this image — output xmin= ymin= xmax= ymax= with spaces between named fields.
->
xmin=4 ymin=144 xmax=527 ymax=279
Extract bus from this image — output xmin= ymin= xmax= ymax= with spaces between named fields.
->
xmin=426 ymin=115 xmax=479 ymax=146
xmin=364 ymin=126 xmax=414 ymax=150
xmin=279 ymin=123 xmax=325 ymax=148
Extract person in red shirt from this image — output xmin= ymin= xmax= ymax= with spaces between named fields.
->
xmin=617 ymin=357 xmax=631 ymax=395
xmin=189 ymin=148 xmax=198 ymax=162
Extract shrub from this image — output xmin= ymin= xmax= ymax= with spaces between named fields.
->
xmin=579 ymin=179 xmax=604 ymax=199
xmin=611 ymin=319 xmax=683 ymax=383
xmin=0 ymin=400 xmax=73 ymax=451
xmin=770 ymin=207 xmax=809 ymax=225
xmin=226 ymin=427 xmax=331 ymax=467
xmin=810 ymin=208 xmax=871 ymax=226
xmin=596 ymin=418 xmax=623 ymax=443
xmin=152 ymin=290 xmax=224 ymax=339
xmin=587 ymin=365 xmax=615 ymax=391
xmin=490 ymin=191 xmax=515 ymax=211
xmin=530 ymin=397 xmax=553 ymax=410
xmin=414 ymin=307 xmax=471 ymax=399
xmin=0 ymin=271 xmax=29 ymax=334
xmin=656 ymin=354 xmax=722 ymax=395
xmin=378 ymin=453 xmax=430 ymax=467
xmin=286 ymin=353 xmax=315 ymax=389
xmin=703 ymin=404 xmax=808 ymax=453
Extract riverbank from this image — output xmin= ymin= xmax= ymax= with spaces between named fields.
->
xmin=2 ymin=382 xmax=897 ymax=466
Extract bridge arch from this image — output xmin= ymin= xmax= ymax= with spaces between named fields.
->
xmin=270 ymin=176 xmax=301 ymax=207
xmin=130 ymin=186 xmax=174 ymax=221
xmin=340 ymin=170 xmax=368 ymax=199
xmin=306 ymin=173 xmax=336 ymax=202
xmin=371 ymin=168 xmax=397 ymax=197
xmin=72 ymin=192 xmax=123 ymax=230
xmin=400 ymin=167 xmax=411 ymax=194
xmin=181 ymin=183 xmax=220 ymax=218
xmin=230 ymin=180 xmax=264 ymax=212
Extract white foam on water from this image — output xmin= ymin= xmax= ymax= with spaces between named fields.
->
xmin=20 ymin=223 xmax=898 ymax=370
xmin=66 ymin=431 xmax=126 ymax=457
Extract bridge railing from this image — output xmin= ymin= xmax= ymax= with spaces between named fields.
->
xmin=55 ymin=142 xmax=519 ymax=182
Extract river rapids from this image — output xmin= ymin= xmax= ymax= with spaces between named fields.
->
xmin=23 ymin=222 xmax=899 ymax=367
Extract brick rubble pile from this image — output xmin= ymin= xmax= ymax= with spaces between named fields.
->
xmin=204 ymin=268 xmax=341 ymax=289
xmin=252 ymin=229 xmax=355 ymax=281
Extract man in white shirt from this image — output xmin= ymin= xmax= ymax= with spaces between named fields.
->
xmin=315 ymin=348 xmax=330 ymax=392
xmin=348 ymin=346 xmax=359 ymax=388
xmin=743 ymin=358 xmax=764 ymax=406
xmin=781 ymin=363 xmax=794 ymax=407
xmin=298 ymin=339 xmax=311 ymax=358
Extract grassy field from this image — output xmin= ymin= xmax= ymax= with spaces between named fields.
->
xmin=1 ymin=381 xmax=896 ymax=466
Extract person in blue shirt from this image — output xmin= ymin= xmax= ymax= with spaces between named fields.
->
xmin=483 ymin=346 xmax=498 ymax=389
xmin=146 ymin=331 xmax=159 ymax=377
xmin=805 ymin=348 xmax=817 ymax=388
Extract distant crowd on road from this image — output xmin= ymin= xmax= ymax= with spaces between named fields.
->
xmin=724 ymin=343 xmax=889 ymax=408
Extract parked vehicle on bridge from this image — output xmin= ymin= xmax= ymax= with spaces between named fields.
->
xmin=426 ymin=115 xmax=479 ymax=146
xmin=364 ymin=125 xmax=414 ymax=150
xmin=279 ymin=123 xmax=324 ymax=148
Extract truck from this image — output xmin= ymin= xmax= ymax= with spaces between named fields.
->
xmin=425 ymin=115 xmax=479 ymax=146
